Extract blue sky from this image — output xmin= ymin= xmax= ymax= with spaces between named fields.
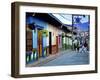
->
xmin=52 ymin=13 xmax=89 ymax=31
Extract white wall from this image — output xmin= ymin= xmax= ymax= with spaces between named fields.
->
xmin=0 ymin=0 xmax=100 ymax=80
xmin=47 ymin=23 xmax=60 ymax=45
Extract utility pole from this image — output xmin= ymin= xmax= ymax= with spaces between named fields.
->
xmin=72 ymin=14 xmax=74 ymax=50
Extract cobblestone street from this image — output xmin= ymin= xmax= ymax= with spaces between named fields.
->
xmin=26 ymin=50 xmax=89 ymax=67
xmin=40 ymin=51 xmax=89 ymax=66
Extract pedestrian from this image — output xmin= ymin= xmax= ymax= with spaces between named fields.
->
xmin=77 ymin=41 xmax=80 ymax=52
xmin=73 ymin=39 xmax=78 ymax=51
xmin=79 ymin=43 xmax=83 ymax=53
xmin=83 ymin=41 xmax=88 ymax=53
xmin=79 ymin=41 xmax=88 ymax=53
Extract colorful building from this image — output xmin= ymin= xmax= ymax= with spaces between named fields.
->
xmin=25 ymin=13 xmax=78 ymax=64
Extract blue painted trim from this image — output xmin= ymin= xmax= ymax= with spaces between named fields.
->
xmin=36 ymin=25 xmax=44 ymax=29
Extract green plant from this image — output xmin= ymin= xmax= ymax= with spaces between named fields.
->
xmin=42 ymin=30 xmax=48 ymax=37
xmin=33 ymin=49 xmax=37 ymax=53
xmin=32 ymin=49 xmax=38 ymax=60
xmin=43 ymin=47 xmax=47 ymax=56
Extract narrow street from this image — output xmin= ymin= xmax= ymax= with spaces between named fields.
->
xmin=26 ymin=50 xmax=89 ymax=67
xmin=40 ymin=51 xmax=89 ymax=66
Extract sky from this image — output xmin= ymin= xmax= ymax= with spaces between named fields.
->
xmin=52 ymin=13 xmax=89 ymax=31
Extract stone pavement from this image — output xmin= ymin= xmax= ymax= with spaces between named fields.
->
xmin=26 ymin=50 xmax=89 ymax=67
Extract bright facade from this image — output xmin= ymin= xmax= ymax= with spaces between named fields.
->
xmin=26 ymin=13 xmax=73 ymax=64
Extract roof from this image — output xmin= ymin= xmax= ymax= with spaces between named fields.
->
xmin=26 ymin=13 xmax=72 ymax=33
xmin=26 ymin=13 xmax=89 ymax=34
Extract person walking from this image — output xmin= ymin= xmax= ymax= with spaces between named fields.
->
xmin=83 ymin=41 xmax=88 ymax=53
xmin=73 ymin=38 xmax=78 ymax=52
xmin=77 ymin=41 xmax=80 ymax=52
xmin=79 ymin=41 xmax=88 ymax=53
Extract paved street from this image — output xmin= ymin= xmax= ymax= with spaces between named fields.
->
xmin=26 ymin=50 xmax=89 ymax=67
xmin=39 ymin=51 xmax=89 ymax=66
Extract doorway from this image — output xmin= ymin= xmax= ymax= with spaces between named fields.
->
xmin=49 ymin=32 xmax=52 ymax=54
xmin=37 ymin=29 xmax=43 ymax=58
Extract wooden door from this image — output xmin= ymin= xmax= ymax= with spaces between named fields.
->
xmin=38 ymin=30 xmax=42 ymax=57
xmin=26 ymin=31 xmax=32 ymax=51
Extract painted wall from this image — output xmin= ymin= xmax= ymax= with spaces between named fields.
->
xmin=32 ymin=30 xmax=37 ymax=48
xmin=26 ymin=16 xmax=48 ymax=48
xmin=26 ymin=15 xmax=72 ymax=49
xmin=47 ymin=23 xmax=61 ymax=46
